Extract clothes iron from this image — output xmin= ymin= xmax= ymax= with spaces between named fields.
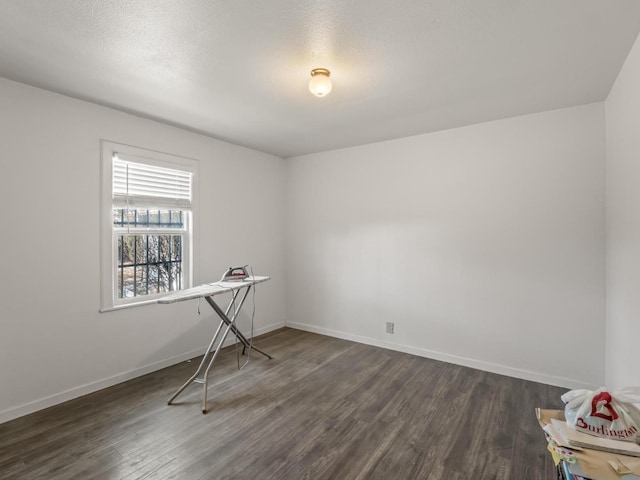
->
xmin=220 ymin=266 xmax=249 ymax=282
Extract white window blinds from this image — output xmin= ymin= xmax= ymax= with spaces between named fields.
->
xmin=112 ymin=154 xmax=193 ymax=209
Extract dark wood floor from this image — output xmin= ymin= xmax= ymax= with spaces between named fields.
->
xmin=0 ymin=328 xmax=565 ymax=480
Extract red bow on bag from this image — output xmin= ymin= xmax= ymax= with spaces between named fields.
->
xmin=562 ymin=387 xmax=640 ymax=442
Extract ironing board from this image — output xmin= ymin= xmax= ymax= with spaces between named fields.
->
xmin=157 ymin=275 xmax=271 ymax=413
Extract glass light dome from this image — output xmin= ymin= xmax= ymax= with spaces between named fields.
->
xmin=309 ymin=68 xmax=332 ymax=97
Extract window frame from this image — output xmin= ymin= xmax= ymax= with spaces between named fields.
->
xmin=100 ymin=140 xmax=199 ymax=312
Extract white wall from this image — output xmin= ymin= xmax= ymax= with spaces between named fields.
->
xmin=0 ymin=78 xmax=286 ymax=423
xmin=605 ymin=33 xmax=640 ymax=388
xmin=286 ymin=103 xmax=606 ymax=389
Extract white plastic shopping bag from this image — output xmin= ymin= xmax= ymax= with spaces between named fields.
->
xmin=561 ymin=387 xmax=640 ymax=443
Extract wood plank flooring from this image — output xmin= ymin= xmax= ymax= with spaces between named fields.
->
xmin=0 ymin=328 xmax=565 ymax=479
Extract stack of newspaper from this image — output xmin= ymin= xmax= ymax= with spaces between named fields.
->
xmin=537 ymin=409 xmax=640 ymax=480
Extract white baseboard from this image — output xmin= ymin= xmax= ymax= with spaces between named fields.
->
xmin=286 ymin=321 xmax=596 ymax=391
xmin=0 ymin=321 xmax=285 ymax=425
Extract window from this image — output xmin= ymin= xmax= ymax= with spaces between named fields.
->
xmin=100 ymin=141 xmax=198 ymax=311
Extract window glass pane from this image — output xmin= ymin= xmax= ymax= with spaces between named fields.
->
xmin=121 ymin=266 xmax=135 ymax=298
xmin=135 ymin=235 xmax=147 ymax=264
xmin=113 ymin=209 xmax=124 ymax=226
xmin=158 ymin=262 xmax=170 ymax=291
xmin=172 ymin=235 xmax=182 ymax=262
xmin=150 ymin=239 xmax=158 ymax=264
xmin=136 ymin=209 xmax=148 ymax=226
xmin=170 ymin=263 xmax=181 ymax=291
xmin=148 ymin=210 xmax=160 ymax=226
xmin=121 ymin=236 xmax=135 ymax=265
xmin=160 ymin=211 xmax=170 ymax=225
xmin=148 ymin=264 xmax=160 ymax=294
xmin=135 ymin=265 xmax=148 ymax=296
xmin=158 ymin=235 xmax=170 ymax=262
xmin=116 ymin=233 xmax=184 ymax=299
xmin=171 ymin=210 xmax=182 ymax=227
xmin=117 ymin=264 xmax=123 ymax=298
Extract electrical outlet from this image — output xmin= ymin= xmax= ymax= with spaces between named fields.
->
xmin=386 ymin=322 xmax=394 ymax=334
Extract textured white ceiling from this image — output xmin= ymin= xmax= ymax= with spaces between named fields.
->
xmin=1 ymin=1 xmax=639 ymax=158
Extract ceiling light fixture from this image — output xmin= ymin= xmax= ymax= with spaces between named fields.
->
xmin=309 ymin=68 xmax=332 ymax=97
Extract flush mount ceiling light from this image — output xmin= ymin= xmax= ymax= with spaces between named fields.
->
xmin=309 ymin=68 xmax=332 ymax=97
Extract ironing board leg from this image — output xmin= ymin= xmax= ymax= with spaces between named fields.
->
xmin=205 ymin=293 xmax=273 ymax=360
xmin=200 ymin=319 xmax=235 ymax=413
xmin=167 ymin=285 xmax=273 ymax=412
xmin=167 ymin=318 xmax=225 ymax=405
